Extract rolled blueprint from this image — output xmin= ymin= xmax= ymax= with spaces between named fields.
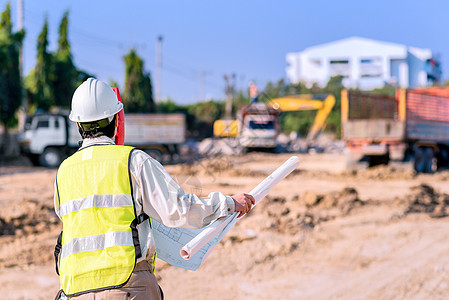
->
xmin=180 ymin=156 xmax=300 ymax=260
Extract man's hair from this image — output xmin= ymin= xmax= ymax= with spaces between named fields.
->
xmin=78 ymin=115 xmax=116 ymax=139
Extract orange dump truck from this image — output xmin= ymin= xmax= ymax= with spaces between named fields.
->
xmin=341 ymin=88 xmax=449 ymax=173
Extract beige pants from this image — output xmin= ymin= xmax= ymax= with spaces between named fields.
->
xmin=70 ymin=261 xmax=163 ymax=300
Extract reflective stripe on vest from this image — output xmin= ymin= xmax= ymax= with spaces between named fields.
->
xmin=56 ymin=145 xmax=138 ymax=296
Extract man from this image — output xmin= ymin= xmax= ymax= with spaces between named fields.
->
xmin=54 ymin=78 xmax=255 ymax=299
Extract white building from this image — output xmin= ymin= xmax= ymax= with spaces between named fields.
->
xmin=286 ymin=37 xmax=441 ymax=90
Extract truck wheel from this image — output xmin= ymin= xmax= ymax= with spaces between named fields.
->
xmin=39 ymin=147 xmax=63 ymax=168
xmin=145 ymin=149 xmax=163 ymax=163
xmin=437 ymin=149 xmax=449 ymax=169
xmin=414 ymin=147 xmax=425 ymax=173
xmin=423 ymin=147 xmax=437 ymax=174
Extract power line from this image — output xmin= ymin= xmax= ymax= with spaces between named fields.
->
xmin=74 ymin=57 xmax=122 ymax=74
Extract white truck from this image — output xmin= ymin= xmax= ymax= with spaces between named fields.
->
xmin=18 ymin=112 xmax=186 ymax=168
xmin=213 ymin=102 xmax=279 ymax=152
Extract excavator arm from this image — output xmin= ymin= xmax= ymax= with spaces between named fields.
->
xmin=268 ymin=94 xmax=335 ymax=141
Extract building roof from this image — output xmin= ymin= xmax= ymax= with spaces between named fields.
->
xmin=295 ymin=36 xmax=431 ymax=60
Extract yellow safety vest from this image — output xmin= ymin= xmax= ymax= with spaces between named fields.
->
xmin=56 ymin=145 xmax=154 ymax=297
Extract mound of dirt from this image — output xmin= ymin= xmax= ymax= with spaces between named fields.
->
xmin=240 ymin=187 xmax=363 ymax=236
xmin=0 ymin=199 xmax=59 ymax=236
xmin=344 ymin=164 xmax=416 ymax=180
xmin=0 ymin=199 xmax=61 ymax=268
xmin=168 ymin=156 xmax=267 ymax=178
xmin=403 ymin=184 xmax=449 ymax=218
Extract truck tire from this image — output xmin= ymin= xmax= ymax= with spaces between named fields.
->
xmin=423 ymin=147 xmax=437 ymax=174
xmin=39 ymin=147 xmax=63 ymax=168
xmin=437 ymin=149 xmax=449 ymax=169
xmin=414 ymin=147 xmax=425 ymax=173
xmin=414 ymin=147 xmax=437 ymax=174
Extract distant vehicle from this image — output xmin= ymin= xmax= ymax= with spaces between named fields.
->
xmin=214 ymin=102 xmax=279 ymax=152
xmin=213 ymin=94 xmax=335 ymax=153
xmin=341 ymin=88 xmax=449 ymax=173
xmin=18 ymin=112 xmax=186 ymax=168
xmin=268 ymin=94 xmax=335 ymax=146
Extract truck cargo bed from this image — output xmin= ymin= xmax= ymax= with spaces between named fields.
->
xmin=124 ymin=113 xmax=185 ymax=146
xmin=343 ymin=120 xmax=405 ymax=140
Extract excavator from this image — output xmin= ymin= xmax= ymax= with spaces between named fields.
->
xmin=268 ymin=93 xmax=335 ymax=142
xmin=213 ymin=93 xmax=335 ymax=152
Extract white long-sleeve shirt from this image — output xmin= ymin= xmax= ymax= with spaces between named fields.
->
xmin=54 ymin=136 xmax=235 ymax=263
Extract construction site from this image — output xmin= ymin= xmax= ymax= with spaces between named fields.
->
xmin=1 ymin=86 xmax=449 ymax=299
xmin=1 ymin=73 xmax=449 ymax=300
xmin=1 ymin=1 xmax=449 ymax=299
xmin=2 ymin=150 xmax=449 ymax=299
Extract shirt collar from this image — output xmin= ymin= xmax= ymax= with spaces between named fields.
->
xmin=80 ymin=136 xmax=115 ymax=149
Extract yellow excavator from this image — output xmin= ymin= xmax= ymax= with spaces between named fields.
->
xmin=267 ymin=94 xmax=335 ymax=141
xmin=213 ymin=94 xmax=335 ymax=153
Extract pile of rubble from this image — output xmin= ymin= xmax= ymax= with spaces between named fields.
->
xmin=343 ymin=164 xmax=416 ymax=180
xmin=0 ymin=199 xmax=59 ymax=236
xmin=0 ymin=199 xmax=61 ymax=268
xmin=197 ymin=138 xmax=243 ymax=156
xmin=169 ymin=155 xmax=268 ymax=178
xmin=243 ymin=187 xmax=363 ymax=235
xmin=403 ymin=184 xmax=449 ymax=218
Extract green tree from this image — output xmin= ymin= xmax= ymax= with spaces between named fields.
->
xmin=322 ymin=75 xmax=345 ymax=136
xmin=108 ymin=79 xmax=119 ymax=90
xmin=123 ymin=49 xmax=155 ymax=113
xmin=53 ymin=11 xmax=77 ymax=108
xmin=0 ymin=3 xmax=25 ymax=153
xmin=259 ymin=78 xmax=288 ymax=102
xmin=157 ymin=98 xmax=184 ymax=113
xmin=32 ymin=17 xmax=55 ymax=111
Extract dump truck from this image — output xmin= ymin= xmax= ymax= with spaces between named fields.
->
xmin=341 ymin=88 xmax=449 ymax=173
xmin=18 ymin=112 xmax=186 ymax=168
xmin=214 ymin=102 xmax=280 ymax=151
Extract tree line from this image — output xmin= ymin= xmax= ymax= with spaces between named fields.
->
xmin=0 ymin=3 xmax=155 ymax=153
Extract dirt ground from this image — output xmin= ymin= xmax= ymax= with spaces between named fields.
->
xmin=1 ymin=152 xmax=449 ymax=299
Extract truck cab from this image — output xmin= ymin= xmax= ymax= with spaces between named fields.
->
xmin=18 ymin=113 xmax=80 ymax=168
xmin=239 ymin=111 xmax=278 ymax=149
xmin=18 ymin=112 xmax=186 ymax=168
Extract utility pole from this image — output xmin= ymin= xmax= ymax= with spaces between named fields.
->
xmin=223 ymin=73 xmax=235 ymax=119
xmin=155 ymin=35 xmax=163 ymax=103
xmin=18 ymin=0 xmax=26 ymax=130
xmin=198 ymin=71 xmax=211 ymax=102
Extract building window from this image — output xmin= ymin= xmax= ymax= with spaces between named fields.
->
xmin=36 ymin=120 xmax=49 ymax=129
xmin=360 ymin=57 xmax=381 ymax=64
xmin=361 ymin=74 xmax=381 ymax=78
xmin=329 ymin=59 xmax=350 ymax=77
xmin=360 ymin=57 xmax=382 ymax=77
xmin=330 ymin=60 xmax=349 ymax=65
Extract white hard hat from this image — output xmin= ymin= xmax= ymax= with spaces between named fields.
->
xmin=69 ymin=78 xmax=123 ymax=122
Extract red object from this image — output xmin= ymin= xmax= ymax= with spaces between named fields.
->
xmin=112 ymin=87 xmax=125 ymax=145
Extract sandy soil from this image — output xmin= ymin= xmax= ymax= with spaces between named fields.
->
xmin=1 ymin=152 xmax=449 ymax=299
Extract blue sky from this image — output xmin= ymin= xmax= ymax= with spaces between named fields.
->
xmin=2 ymin=0 xmax=447 ymax=104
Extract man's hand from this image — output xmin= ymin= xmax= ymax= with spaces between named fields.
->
xmin=232 ymin=193 xmax=255 ymax=218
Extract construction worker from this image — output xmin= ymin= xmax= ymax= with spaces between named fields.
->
xmin=53 ymin=78 xmax=255 ymax=299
